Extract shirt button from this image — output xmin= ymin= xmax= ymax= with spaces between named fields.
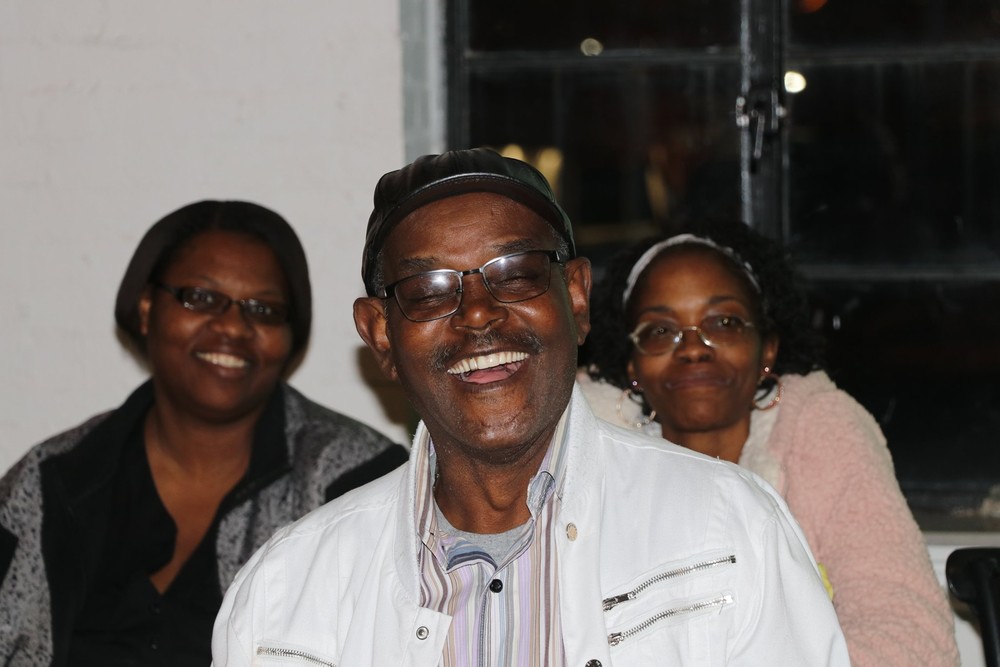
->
xmin=489 ymin=578 xmax=503 ymax=593
xmin=585 ymin=660 xmax=602 ymax=667
xmin=416 ymin=626 xmax=429 ymax=640
xmin=150 ymin=641 xmax=159 ymax=651
xmin=566 ymin=523 xmax=578 ymax=541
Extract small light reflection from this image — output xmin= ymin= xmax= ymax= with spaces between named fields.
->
xmin=494 ymin=145 xmax=564 ymax=199
xmin=534 ymin=147 xmax=563 ymax=194
xmin=580 ymin=38 xmax=603 ymax=56
xmin=784 ymin=71 xmax=807 ymax=94
xmin=797 ymin=0 xmax=828 ymax=12
xmin=501 ymin=144 xmax=526 ymax=162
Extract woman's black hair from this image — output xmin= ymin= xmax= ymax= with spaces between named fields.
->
xmin=114 ymin=200 xmax=312 ymax=357
xmin=582 ymin=219 xmax=824 ymax=391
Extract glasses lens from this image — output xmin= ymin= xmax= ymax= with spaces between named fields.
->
xmin=240 ymin=299 xmax=290 ymax=325
xmin=482 ymin=252 xmax=553 ymax=303
xmin=700 ymin=315 xmax=750 ymax=345
xmin=631 ymin=321 xmax=681 ymax=355
xmin=179 ymin=287 xmax=228 ymax=313
xmin=393 ymin=271 xmax=462 ymax=321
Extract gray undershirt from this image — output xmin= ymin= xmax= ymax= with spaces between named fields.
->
xmin=434 ymin=504 xmax=525 ymax=564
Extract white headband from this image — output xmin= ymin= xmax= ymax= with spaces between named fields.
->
xmin=621 ymin=233 xmax=761 ymax=307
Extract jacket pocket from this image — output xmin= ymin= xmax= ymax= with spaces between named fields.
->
xmin=255 ymin=644 xmax=338 ymax=666
xmin=606 ymin=593 xmax=733 ymax=646
xmin=602 ymin=551 xmax=738 ymax=650
xmin=602 ymin=553 xmax=736 ymax=612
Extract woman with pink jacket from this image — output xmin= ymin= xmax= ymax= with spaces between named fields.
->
xmin=579 ymin=219 xmax=959 ymax=666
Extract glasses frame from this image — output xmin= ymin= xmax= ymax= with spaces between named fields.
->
xmin=378 ymin=249 xmax=567 ymax=322
xmin=153 ymin=283 xmax=290 ymax=325
xmin=628 ymin=315 xmax=756 ymax=356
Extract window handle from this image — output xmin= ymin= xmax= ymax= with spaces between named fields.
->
xmin=736 ymin=87 xmax=785 ymax=172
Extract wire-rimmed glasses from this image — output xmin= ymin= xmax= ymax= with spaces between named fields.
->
xmin=378 ymin=250 xmax=565 ymax=322
xmin=629 ymin=314 xmax=755 ymax=355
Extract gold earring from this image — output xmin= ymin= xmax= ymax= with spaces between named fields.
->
xmin=617 ymin=380 xmax=657 ymax=428
xmin=753 ymin=366 xmax=783 ymax=411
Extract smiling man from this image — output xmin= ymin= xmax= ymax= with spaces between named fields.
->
xmin=212 ymin=149 xmax=851 ymax=666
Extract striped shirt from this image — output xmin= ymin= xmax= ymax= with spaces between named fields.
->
xmin=414 ymin=413 xmax=570 ymax=667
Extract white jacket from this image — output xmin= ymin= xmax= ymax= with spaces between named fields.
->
xmin=213 ymin=386 xmax=849 ymax=666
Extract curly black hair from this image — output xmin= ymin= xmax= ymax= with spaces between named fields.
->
xmin=581 ymin=219 xmax=825 ymax=392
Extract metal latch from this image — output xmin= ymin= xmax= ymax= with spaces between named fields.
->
xmin=735 ymin=86 xmax=786 ymax=171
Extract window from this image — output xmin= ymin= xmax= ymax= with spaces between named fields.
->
xmin=448 ymin=0 xmax=1000 ymax=529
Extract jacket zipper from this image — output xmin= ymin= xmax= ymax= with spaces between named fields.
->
xmin=602 ymin=554 xmax=736 ymax=611
xmin=256 ymin=646 xmax=336 ymax=666
xmin=607 ymin=594 xmax=734 ymax=647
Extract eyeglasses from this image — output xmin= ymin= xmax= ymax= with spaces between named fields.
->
xmin=154 ymin=283 xmax=290 ymax=326
xmin=378 ymin=250 xmax=565 ymax=322
xmin=629 ymin=314 xmax=755 ymax=355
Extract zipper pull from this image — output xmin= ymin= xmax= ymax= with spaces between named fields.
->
xmin=608 ymin=632 xmax=625 ymax=647
xmin=602 ymin=592 xmax=636 ymax=611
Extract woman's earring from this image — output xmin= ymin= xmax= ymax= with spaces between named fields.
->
xmin=753 ymin=366 xmax=783 ymax=411
xmin=617 ymin=380 xmax=657 ymax=428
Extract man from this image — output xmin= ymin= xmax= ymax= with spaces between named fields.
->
xmin=212 ymin=149 xmax=850 ymax=665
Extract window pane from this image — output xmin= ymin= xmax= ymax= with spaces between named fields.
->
xmin=789 ymin=0 xmax=1000 ymax=46
xmin=468 ymin=0 xmax=738 ymax=51
xmin=466 ymin=67 xmax=741 ymax=255
xmin=809 ymin=280 xmax=1000 ymax=529
xmin=787 ymin=60 xmax=1000 ymax=267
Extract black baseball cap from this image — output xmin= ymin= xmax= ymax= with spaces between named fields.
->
xmin=361 ymin=148 xmax=575 ymax=296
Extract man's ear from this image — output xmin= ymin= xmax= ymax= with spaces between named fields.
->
xmin=353 ymin=296 xmax=398 ymax=381
xmin=564 ymin=257 xmax=592 ymax=345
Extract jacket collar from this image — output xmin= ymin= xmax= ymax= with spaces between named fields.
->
xmin=44 ymin=380 xmax=291 ymax=510
xmin=45 ymin=380 xmax=156 ymax=506
xmin=391 ymin=382 xmax=602 ymax=601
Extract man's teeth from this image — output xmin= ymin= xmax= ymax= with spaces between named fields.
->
xmin=447 ymin=351 xmax=528 ymax=375
xmin=197 ymin=352 xmax=249 ymax=369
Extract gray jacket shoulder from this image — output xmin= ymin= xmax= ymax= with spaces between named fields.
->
xmin=282 ymin=384 xmax=399 ymax=465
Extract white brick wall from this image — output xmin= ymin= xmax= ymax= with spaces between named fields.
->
xmin=0 ymin=0 xmax=412 ymax=471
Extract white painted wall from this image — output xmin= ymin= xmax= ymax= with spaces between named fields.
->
xmin=0 ymin=1 xmax=415 ymax=473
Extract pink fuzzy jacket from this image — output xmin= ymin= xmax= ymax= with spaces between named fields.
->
xmin=578 ymin=370 xmax=960 ymax=666
xmin=748 ymin=371 xmax=959 ymax=666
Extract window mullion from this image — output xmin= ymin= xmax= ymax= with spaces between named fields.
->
xmin=739 ymin=0 xmax=785 ymax=239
